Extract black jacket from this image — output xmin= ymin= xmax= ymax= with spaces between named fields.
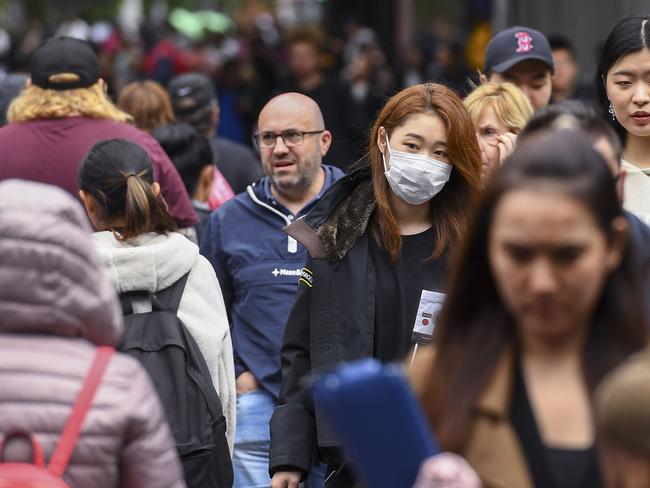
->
xmin=269 ymin=166 xmax=446 ymax=477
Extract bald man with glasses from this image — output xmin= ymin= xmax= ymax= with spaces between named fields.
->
xmin=200 ymin=92 xmax=343 ymax=488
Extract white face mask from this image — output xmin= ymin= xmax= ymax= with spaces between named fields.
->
xmin=381 ymin=134 xmax=452 ymax=205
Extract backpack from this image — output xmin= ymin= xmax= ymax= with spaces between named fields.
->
xmin=119 ymin=273 xmax=233 ymax=488
xmin=0 ymin=347 xmax=114 ymax=488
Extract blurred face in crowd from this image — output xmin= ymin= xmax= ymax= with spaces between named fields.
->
xmin=349 ymin=51 xmax=372 ymax=81
xmin=488 ymin=188 xmax=625 ymax=346
xmin=490 ymin=60 xmax=553 ymax=110
xmin=605 ymin=49 xmax=650 ymax=138
xmin=378 ymin=112 xmax=450 ymax=166
xmin=552 ymin=48 xmax=578 ymax=95
xmin=257 ymin=93 xmax=331 ymax=199
xmin=289 ymin=41 xmax=321 ymax=80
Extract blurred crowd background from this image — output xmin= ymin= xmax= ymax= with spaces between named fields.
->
xmin=0 ymin=0 xmax=646 ymax=165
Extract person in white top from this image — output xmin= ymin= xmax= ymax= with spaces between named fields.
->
xmin=77 ymin=137 xmax=236 ymax=450
xmin=598 ymin=15 xmax=650 ymax=225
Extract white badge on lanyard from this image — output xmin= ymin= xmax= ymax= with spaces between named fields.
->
xmin=411 ymin=290 xmax=446 ymax=345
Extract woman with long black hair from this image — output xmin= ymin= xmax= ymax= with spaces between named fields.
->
xmin=597 ymin=15 xmax=650 ymax=224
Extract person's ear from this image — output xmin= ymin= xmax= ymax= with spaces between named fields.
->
xmin=78 ymin=190 xmax=101 ymax=230
xmin=478 ymin=70 xmax=489 ymax=85
xmin=319 ymin=129 xmax=332 ymax=157
xmin=192 ymin=165 xmax=215 ymax=201
xmin=25 ymin=77 xmax=32 ymax=87
xmin=78 ymin=189 xmax=95 ymax=214
xmin=98 ymin=78 xmax=108 ymax=93
xmin=151 ymin=182 xmax=161 ymax=197
xmin=605 ymin=216 xmax=629 ymax=272
xmin=201 ymin=164 xmax=215 ymax=189
xmin=377 ymin=126 xmax=387 ymax=155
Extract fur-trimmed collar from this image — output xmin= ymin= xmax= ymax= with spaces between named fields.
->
xmin=316 ymin=179 xmax=375 ymax=260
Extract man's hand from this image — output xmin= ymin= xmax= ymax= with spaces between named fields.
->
xmin=270 ymin=471 xmax=302 ymax=488
xmin=236 ymin=371 xmax=260 ymax=394
xmin=413 ymin=453 xmax=482 ymax=487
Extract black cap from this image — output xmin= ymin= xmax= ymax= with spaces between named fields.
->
xmin=168 ymin=73 xmax=215 ymax=116
xmin=30 ymin=37 xmax=100 ymax=90
xmin=484 ymin=26 xmax=554 ymax=74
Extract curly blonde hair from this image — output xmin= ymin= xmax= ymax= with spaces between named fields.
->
xmin=8 ymin=76 xmax=133 ymax=123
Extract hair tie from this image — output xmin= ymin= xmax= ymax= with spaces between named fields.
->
xmin=122 ymin=169 xmax=147 ymax=183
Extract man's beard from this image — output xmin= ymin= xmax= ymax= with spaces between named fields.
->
xmin=269 ymin=160 xmax=320 ymax=198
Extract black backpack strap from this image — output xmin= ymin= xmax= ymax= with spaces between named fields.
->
xmin=155 ymin=272 xmax=191 ymax=314
xmin=120 ymin=291 xmax=152 ymax=315
xmin=119 ymin=294 xmax=134 ymax=315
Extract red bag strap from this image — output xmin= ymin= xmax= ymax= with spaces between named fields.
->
xmin=47 ymin=346 xmax=114 ymax=477
xmin=0 ymin=432 xmax=45 ymax=467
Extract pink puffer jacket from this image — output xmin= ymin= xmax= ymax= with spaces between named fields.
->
xmin=0 ymin=179 xmax=185 ymax=488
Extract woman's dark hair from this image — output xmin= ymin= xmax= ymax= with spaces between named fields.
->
xmin=152 ymin=123 xmax=213 ymax=197
xmin=520 ymin=100 xmax=623 ymax=160
xmin=419 ymin=130 xmax=647 ymax=451
xmin=78 ymin=138 xmax=176 ymax=239
xmin=596 ymin=16 xmax=650 ymax=142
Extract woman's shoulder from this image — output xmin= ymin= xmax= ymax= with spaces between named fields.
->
xmin=621 ymin=159 xmax=644 ymax=173
xmin=182 ymin=252 xmax=225 ymax=304
xmin=188 ymin=253 xmax=220 ymax=283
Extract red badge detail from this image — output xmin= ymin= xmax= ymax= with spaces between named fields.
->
xmin=515 ymin=32 xmax=534 ymax=53
xmin=422 ymin=319 xmax=430 ymax=326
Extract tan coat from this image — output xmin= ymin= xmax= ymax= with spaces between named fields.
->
xmin=412 ymin=347 xmax=534 ymax=488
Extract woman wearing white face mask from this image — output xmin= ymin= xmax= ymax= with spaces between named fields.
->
xmin=269 ymin=83 xmax=482 ymax=488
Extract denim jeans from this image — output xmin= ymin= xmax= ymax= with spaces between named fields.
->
xmin=233 ymin=388 xmax=325 ymax=488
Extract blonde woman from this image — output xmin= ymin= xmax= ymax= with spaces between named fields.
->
xmin=0 ymin=36 xmax=196 ymax=229
xmin=464 ymin=81 xmax=533 ymax=182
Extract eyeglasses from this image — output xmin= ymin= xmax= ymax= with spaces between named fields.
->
xmin=253 ymin=129 xmax=325 ymax=149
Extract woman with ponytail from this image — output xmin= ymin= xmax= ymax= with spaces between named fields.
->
xmin=78 ymin=139 xmax=236 ymax=450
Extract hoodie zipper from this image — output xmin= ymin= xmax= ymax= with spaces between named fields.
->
xmin=246 ymin=186 xmax=298 ymax=253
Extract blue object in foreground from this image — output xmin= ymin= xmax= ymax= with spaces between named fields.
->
xmin=312 ymin=358 xmax=439 ymax=488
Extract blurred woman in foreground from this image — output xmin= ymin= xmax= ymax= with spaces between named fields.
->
xmin=414 ymin=130 xmax=647 ymax=487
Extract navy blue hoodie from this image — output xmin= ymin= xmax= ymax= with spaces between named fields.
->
xmin=200 ymin=165 xmax=344 ymax=399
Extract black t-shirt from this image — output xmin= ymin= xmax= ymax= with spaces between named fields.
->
xmin=368 ymin=227 xmax=447 ymax=362
xmin=510 ymin=360 xmax=602 ymax=488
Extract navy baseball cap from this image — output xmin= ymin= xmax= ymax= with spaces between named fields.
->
xmin=168 ymin=73 xmax=215 ymax=116
xmin=484 ymin=26 xmax=554 ymax=74
xmin=30 ymin=37 xmax=100 ymax=90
